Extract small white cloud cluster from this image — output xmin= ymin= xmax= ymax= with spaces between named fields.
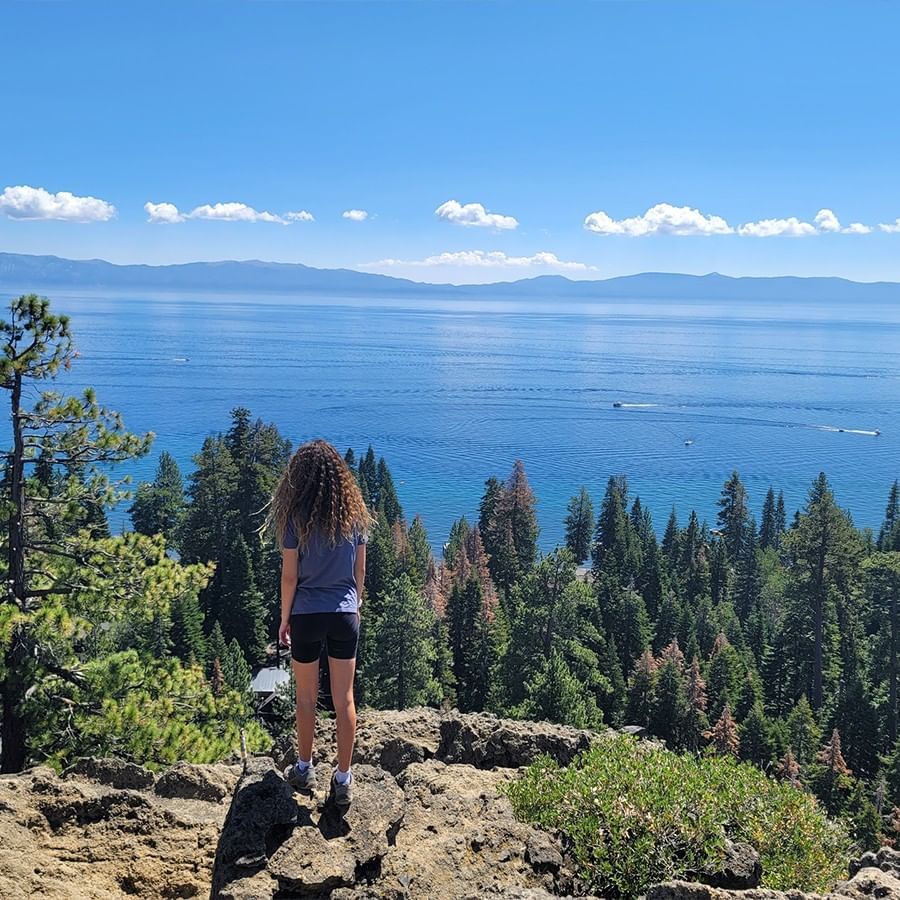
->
xmin=435 ymin=200 xmax=518 ymax=230
xmin=585 ymin=203 xmax=732 ymax=236
xmin=342 ymin=209 xmax=369 ymax=222
xmin=144 ymin=200 xmax=315 ymax=225
xmin=584 ymin=203 xmax=875 ymax=237
xmin=0 ymin=184 xmax=116 ymax=221
xmin=372 ymin=249 xmax=591 ymax=271
xmin=880 ymin=218 xmax=900 ymax=234
xmin=737 ymin=208 xmax=871 ymax=237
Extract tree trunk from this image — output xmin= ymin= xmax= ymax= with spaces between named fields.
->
xmin=1 ymin=641 xmax=27 ymax=773
xmin=2 ymin=370 xmax=28 ymax=772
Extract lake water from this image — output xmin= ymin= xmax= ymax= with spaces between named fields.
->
xmin=31 ymin=289 xmax=900 ymax=549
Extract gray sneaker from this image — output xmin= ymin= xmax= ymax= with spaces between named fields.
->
xmin=328 ymin=772 xmax=353 ymax=810
xmin=284 ymin=762 xmax=317 ymax=796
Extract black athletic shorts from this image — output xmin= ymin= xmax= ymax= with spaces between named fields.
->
xmin=290 ymin=612 xmax=359 ymax=664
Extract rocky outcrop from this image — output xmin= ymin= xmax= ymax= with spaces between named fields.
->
xmin=647 ymin=847 xmax=900 ymax=899
xmin=213 ymin=753 xmax=583 ymax=899
xmin=0 ymin=763 xmax=228 ymax=899
xmin=3 ymin=709 xmax=899 ymax=900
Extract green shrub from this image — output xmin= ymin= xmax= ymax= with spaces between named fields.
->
xmin=504 ymin=733 xmax=851 ymax=899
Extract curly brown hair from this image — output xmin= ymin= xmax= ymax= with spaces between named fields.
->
xmin=265 ymin=439 xmax=373 ymax=551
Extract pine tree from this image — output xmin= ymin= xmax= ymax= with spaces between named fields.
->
xmin=662 ymin=508 xmax=680 ymax=564
xmin=564 ymin=487 xmax=594 ymax=563
xmin=365 ymin=575 xmax=440 ymax=709
xmin=377 ymin=457 xmax=403 ymax=525
xmin=519 ymin=649 xmax=598 ymax=729
xmin=810 ymin=728 xmax=853 ymax=815
xmin=705 ymin=704 xmax=740 ymax=757
xmin=879 ymin=481 xmax=900 ymax=550
xmin=740 ymin=700 xmax=775 ymax=768
xmin=650 ymin=658 xmax=690 ymax=749
xmin=625 ymin=649 xmax=658 ymax=726
xmin=446 ymin=576 xmax=497 ymax=711
xmin=358 ymin=446 xmax=379 ymax=506
xmin=775 ymin=749 xmax=801 ymax=786
xmin=760 ymin=487 xmax=778 ymax=550
xmin=404 ymin=514 xmax=432 ymax=587
xmin=130 ymin=451 xmax=185 ymax=546
xmin=775 ymin=491 xmax=787 ymax=540
xmin=717 ymin=471 xmax=750 ymax=562
xmin=343 ymin=447 xmax=356 ymax=473
xmin=1 ymin=295 xmax=155 ymax=772
xmin=684 ymin=656 xmax=709 ymax=751
xmin=218 ymin=534 xmax=269 ymax=665
xmin=864 ymin=551 xmax=900 ymax=743
xmin=222 ymin=638 xmax=253 ymax=699
xmin=785 ymin=695 xmax=821 ymax=767
xmin=782 ymin=473 xmax=862 ymax=709
xmin=171 ymin=592 xmax=207 ymax=665
xmin=617 ymin=589 xmax=652 ymax=671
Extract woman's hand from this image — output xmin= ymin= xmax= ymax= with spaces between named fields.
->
xmin=278 ymin=618 xmax=291 ymax=648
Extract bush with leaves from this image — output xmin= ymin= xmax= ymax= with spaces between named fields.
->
xmin=505 ymin=733 xmax=851 ymax=899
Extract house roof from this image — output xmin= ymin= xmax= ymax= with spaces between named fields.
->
xmin=250 ymin=666 xmax=291 ymax=695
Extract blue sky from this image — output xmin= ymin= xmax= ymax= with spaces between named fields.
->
xmin=2 ymin=0 xmax=900 ymax=284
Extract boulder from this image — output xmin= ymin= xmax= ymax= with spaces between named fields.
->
xmin=267 ymin=765 xmax=404 ymax=894
xmin=274 ymin=706 xmax=442 ymax=775
xmin=154 ymin=761 xmax=241 ymax=803
xmin=697 ymin=840 xmax=762 ymax=889
xmin=438 ymin=711 xmax=599 ymax=769
xmin=211 ymin=756 xmax=300 ymax=895
xmin=63 ymin=757 xmax=155 ymax=791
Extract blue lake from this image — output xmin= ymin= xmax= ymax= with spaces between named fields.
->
xmin=33 ymin=289 xmax=900 ymax=549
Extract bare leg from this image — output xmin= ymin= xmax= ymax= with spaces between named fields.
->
xmin=293 ymin=658 xmax=319 ymax=762
xmin=328 ymin=656 xmax=357 ymax=772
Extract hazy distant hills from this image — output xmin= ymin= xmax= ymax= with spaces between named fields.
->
xmin=1 ymin=252 xmax=899 ymax=303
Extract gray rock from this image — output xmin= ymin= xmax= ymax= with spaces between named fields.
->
xmin=154 ymin=761 xmax=240 ymax=802
xmin=697 ymin=840 xmax=762 ymax=889
xmin=274 ymin=707 xmax=442 ymax=775
xmin=64 ymin=757 xmax=155 ymax=791
xmin=267 ymin=765 xmax=404 ymax=894
xmin=211 ymin=757 xmax=300 ymax=897
xmin=438 ymin=711 xmax=599 ymax=769
xmin=848 ymin=846 xmax=900 ymax=879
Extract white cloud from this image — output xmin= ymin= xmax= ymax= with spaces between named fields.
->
xmin=189 ymin=202 xmax=283 ymax=223
xmin=814 ymin=208 xmax=841 ymax=233
xmin=584 ymin=203 xmax=733 ymax=236
xmin=144 ymin=201 xmax=185 ymax=224
xmin=879 ymin=219 xmax=900 ymax=233
xmin=371 ymin=249 xmax=592 ymax=271
xmin=342 ymin=209 xmax=369 ymax=221
xmin=435 ymin=199 xmax=518 ymax=230
xmin=737 ymin=216 xmax=818 ymax=237
xmin=144 ymin=200 xmax=315 ymax=224
xmin=0 ymin=184 xmax=116 ymax=222
xmin=739 ymin=208 xmax=873 ymax=237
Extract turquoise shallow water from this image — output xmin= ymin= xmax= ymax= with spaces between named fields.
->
xmin=27 ymin=289 xmax=900 ymax=549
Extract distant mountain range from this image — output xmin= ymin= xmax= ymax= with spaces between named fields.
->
xmin=1 ymin=251 xmax=898 ymax=303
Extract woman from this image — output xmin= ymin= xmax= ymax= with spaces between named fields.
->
xmin=268 ymin=439 xmax=372 ymax=809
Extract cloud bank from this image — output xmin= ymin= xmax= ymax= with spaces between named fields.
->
xmin=435 ymin=200 xmax=518 ymax=230
xmin=144 ymin=201 xmax=314 ymax=225
xmin=0 ymin=185 xmax=116 ymax=221
xmin=585 ymin=203 xmax=874 ymax=237
xmin=370 ymin=249 xmax=592 ymax=271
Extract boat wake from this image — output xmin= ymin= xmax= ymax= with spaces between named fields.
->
xmin=814 ymin=425 xmax=881 ymax=436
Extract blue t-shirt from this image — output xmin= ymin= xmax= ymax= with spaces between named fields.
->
xmin=283 ymin=521 xmax=366 ymax=615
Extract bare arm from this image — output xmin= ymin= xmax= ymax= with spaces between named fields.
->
xmin=355 ymin=544 xmax=366 ymax=611
xmin=278 ymin=548 xmax=299 ymax=645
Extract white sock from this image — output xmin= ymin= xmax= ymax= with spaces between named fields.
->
xmin=334 ymin=768 xmax=352 ymax=785
xmin=297 ymin=758 xmax=311 ymax=772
